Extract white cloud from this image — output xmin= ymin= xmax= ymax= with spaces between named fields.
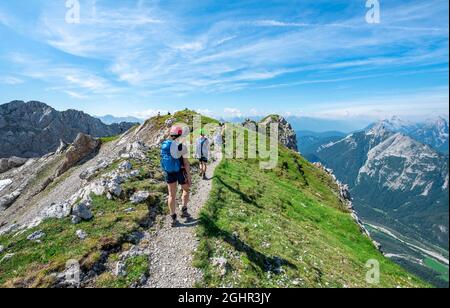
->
xmin=0 ymin=9 xmax=13 ymax=28
xmin=0 ymin=76 xmax=24 ymax=85
xmin=224 ymin=108 xmax=242 ymax=117
xmin=7 ymin=52 xmax=120 ymax=96
xmin=27 ymin=0 xmax=446 ymax=97
xmin=133 ymin=109 xmax=170 ymax=119
xmin=1 ymin=0 xmax=447 ymax=114
xmin=196 ymin=109 xmax=213 ymax=116
xmin=174 ymin=42 xmax=204 ymax=52
xmin=64 ymin=90 xmax=87 ymax=99
xmin=296 ymin=88 xmax=450 ymax=120
xmin=65 ymin=74 xmax=110 ymax=92
xmin=254 ymin=20 xmax=310 ymax=27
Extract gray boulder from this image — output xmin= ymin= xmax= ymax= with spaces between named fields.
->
xmin=27 ymin=231 xmax=46 ymax=241
xmin=55 ymin=133 xmax=101 ymax=177
xmin=76 ymin=229 xmax=88 ymax=240
xmin=54 ymin=260 xmax=81 ymax=288
xmin=0 ymin=190 xmax=21 ymax=210
xmin=130 ymin=191 xmax=150 ymax=204
xmin=130 ymin=170 xmax=140 ymax=177
xmin=71 ymin=215 xmax=82 ymax=225
xmin=44 ymin=202 xmax=72 ymax=219
xmin=119 ymin=161 xmax=132 ymax=171
xmin=107 ymin=181 xmax=122 ymax=198
xmin=0 ymin=179 xmax=12 ymax=192
xmin=212 ymin=257 xmax=228 ymax=277
xmin=72 ymin=199 xmax=93 ymax=221
xmin=0 ymin=157 xmax=28 ymax=173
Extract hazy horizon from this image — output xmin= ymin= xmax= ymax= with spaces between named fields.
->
xmin=2 ymin=99 xmax=449 ymax=134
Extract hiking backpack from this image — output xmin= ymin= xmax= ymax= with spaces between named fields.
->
xmin=160 ymin=140 xmax=181 ymax=173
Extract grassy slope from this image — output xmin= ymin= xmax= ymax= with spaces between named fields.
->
xmin=0 ymin=110 xmax=212 ymax=288
xmin=0 ymin=196 xmax=150 ymax=287
xmin=0 ymin=149 xmax=165 ymax=288
xmin=195 ymin=127 xmax=428 ymax=288
xmin=147 ymin=110 xmax=220 ymax=132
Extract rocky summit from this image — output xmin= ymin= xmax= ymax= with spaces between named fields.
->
xmin=260 ymin=115 xmax=298 ymax=151
xmin=242 ymin=115 xmax=298 ymax=151
xmin=0 ymin=101 xmax=137 ymax=159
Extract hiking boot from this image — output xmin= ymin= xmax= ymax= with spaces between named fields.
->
xmin=180 ymin=206 xmax=190 ymax=219
xmin=171 ymin=214 xmax=178 ymax=227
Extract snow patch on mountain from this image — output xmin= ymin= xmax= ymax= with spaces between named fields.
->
xmin=318 ymin=134 xmax=356 ymax=151
xmin=421 ymin=182 xmax=433 ymax=196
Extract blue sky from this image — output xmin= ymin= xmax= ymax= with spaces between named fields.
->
xmin=0 ymin=0 xmax=448 ymax=123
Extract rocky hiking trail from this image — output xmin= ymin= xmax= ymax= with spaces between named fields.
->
xmin=142 ymin=150 xmax=222 ymax=288
xmin=0 ymin=110 xmax=230 ymax=288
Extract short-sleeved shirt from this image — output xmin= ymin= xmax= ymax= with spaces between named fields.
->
xmin=196 ymin=137 xmax=210 ymax=159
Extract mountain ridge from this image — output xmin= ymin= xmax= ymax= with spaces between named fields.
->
xmin=0 ymin=101 xmax=137 ymax=159
xmin=366 ymin=116 xmax=449 ymax=155
xmin=307 ymin=120 xmax=449 ymax=287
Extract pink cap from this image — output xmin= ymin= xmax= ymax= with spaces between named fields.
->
xmin=170 ymin=126 xmax=183 ymax=136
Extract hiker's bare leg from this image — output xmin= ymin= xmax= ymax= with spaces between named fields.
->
xmin=201 ymin=162 xmax=207 ymax=177
xmin=181 ymin=184 xmax=190 ymax=208
xmin=167 ymin=183 xmax=177 ymax=215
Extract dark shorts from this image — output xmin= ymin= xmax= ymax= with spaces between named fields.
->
xmin=165 ymin=170 xmax=187 ymax=185
xmin=199 ymin=157 xmax=208 ymax=163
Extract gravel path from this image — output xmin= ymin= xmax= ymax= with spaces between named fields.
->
xmin=145 ymin=151 xmax=222 ymax=288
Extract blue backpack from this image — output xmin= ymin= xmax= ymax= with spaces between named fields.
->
xmin=160 ymin=140 xmax=181 ymax=173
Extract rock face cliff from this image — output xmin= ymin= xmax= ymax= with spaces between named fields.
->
xmin=314 ymin=123 xmax=449 ymax=250
xmin=0 ymin=101 xmax=137 ymax=159
xmin=242 ymin=115 xmax=298 ymax=151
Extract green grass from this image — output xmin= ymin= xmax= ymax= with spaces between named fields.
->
xmin=0 ymin=146 xmax=167 ymax=288
xmin=99 ymin=135 xmax=121 ymax=144
xmin=424 ymin=258 xmax=449 ymax=282
xmin=195 ymin=128 xmax=429 ymax=288
xmin=145 ymin=109 xmax=220 ymax=133
xmin=260 ymin=114 xmax=281 ymax=122
xmin=0 ymin=195 xmax=155 ymax=288
xmin=95 ymin=256 xmax=149 ymax=288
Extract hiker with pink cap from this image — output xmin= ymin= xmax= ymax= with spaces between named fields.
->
xmin=160 ymin=125 xmax=192 ymax=227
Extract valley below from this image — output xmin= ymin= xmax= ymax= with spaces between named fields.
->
xmin=366 ymin=223 xmax=449 ymax=288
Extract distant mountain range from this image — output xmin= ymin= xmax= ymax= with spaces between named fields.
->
xmin=224 ymin=116 xmax=369 ymax=133
xmin=367 ymin=116 xmax=449 ymax=155
xmin=297 ymin=130 xmax=346 ymax=157
xmin=0 ymin=101 xmax=137 ymax=158
xmin=96 ymin=115 xmax=143 ymax=125
xmin=298 ymin=116 xmax=449 ymax=287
